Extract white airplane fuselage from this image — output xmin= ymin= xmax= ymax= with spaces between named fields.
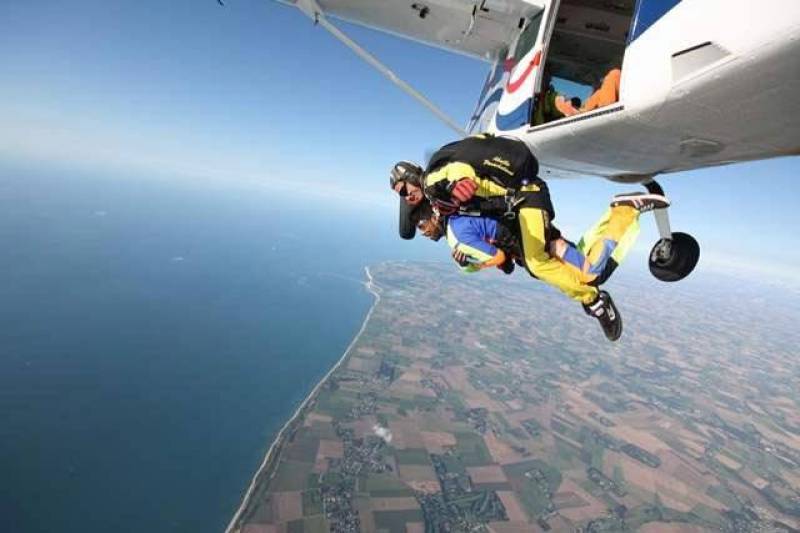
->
xmin=475 ymin=0 xmax=800 ymax=180
xmin=278 ymin=0 xmax=799 ymax=181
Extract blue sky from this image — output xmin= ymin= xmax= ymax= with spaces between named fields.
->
xmin=1 ymin=0 xmax=799 ymax=284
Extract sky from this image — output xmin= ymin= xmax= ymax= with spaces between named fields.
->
xmin=1 ymin=0 xmax=799 ymax=285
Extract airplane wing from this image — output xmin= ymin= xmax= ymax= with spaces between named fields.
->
xmin=276 ymin=0 xmax=543 ymax=61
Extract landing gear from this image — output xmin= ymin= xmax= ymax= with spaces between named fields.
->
xmin=649 ymin=232 xmax=700 ymax=282
xmin=644 ymin=180 xmax=700 ymax=282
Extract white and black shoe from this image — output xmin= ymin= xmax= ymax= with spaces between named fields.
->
xmin=611 ymin=192 xmax=670 ymax=212
xmin=583 ymin=291 xmax=622 ymax=342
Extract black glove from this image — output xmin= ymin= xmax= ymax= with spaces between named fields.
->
xmin=498 ymin=256 xmax=515 ymax=275
xmin=452 ymin=249 xmax=471 ymax=267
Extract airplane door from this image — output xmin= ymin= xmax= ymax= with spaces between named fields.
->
xmin=494 ymin=0 xmax=560 ymax=131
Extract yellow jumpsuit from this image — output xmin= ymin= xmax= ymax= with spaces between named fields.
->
xmin=426 ymin=162 xmax=639 ymax=305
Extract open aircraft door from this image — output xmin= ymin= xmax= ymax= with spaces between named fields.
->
xmin=493 ymin=0 xmax=561 ymax=132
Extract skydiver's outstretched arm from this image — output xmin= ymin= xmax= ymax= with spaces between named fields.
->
xmin=446 ymin=216 xmax=508 ymax=273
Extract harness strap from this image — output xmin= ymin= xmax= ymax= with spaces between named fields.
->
xmin=503 ymin=188 xmax=525 ymax=220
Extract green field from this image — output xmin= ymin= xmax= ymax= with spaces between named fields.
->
xmin=688 ymin=503 xmax=728 ymax=528
xmin=287 ymin=515 xmax=328 ymax=533
xmin=503 ymin=460 xmax=560 ymax=489
xmin=440 ymin=453 xmax=468 ymax=476
xmin=502 ymin=459 xmax=562 ymax=519
xmin=362 ymin=473 xmax=415 ymax=497
xmin=516 ymin=481 xmax=551 ymax=518
xmin=394 ymin=448 xmax=431 ymax=465
xmin=314 ymin=389 xmax=357 ymax=418
xmin=286 ymin=427 xmax=320 ymax=463
xmin=271 ymin=460 xmax=314 ymax=491
xmin=307 ymin=420 xmax=338 ymax=440
xmin=302 ymin=489 xmax=323 ymax=516
xmin=373 ymin=509 xmax=424 ymax=533
xmin=706 ymin=484 xmax=742 ymax=511
xmin=454 ymin=432 xmax=493 ymax=467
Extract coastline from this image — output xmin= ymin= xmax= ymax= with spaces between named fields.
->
xmin=225 ymin=266 xmax=382 ymax=533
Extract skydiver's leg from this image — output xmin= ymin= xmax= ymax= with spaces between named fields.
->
xmin=576 ymin=206 xmax=640 ymax=285
xmin=549 ymin=238 xmax=593 ymax=278
xmin=517 ymin=207 xmax=599 ymax=305
xmin=548 ymin=206 xmax=640 ymax=286
xmin=583 ymin=68 xmax=621 ymax=112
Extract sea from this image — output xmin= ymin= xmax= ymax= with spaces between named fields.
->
xmin=6 ymin=160 xmax=798 ymax=533
xmin=0 ymin=160 xmax=425 ymax=533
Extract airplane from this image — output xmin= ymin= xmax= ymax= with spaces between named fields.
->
xmin=265 ymin=0 xmax=800 ymax=282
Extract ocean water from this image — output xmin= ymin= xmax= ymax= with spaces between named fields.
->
xmin=0 ymin=161 xmax=406 ymax=532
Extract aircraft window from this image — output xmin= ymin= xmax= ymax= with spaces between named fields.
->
xmin=512 ymin=12 xmax=543 ymax=63
xmin=536 ymin=0 xmax=634 ymax=124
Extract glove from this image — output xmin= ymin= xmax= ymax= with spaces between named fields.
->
xmin=450 ymin=179 xmax=478 ymax=204
xmin=498 ymin=257 xmax=515 ymax=275
xmin=452 ymin=249 xmax=470 ymax=267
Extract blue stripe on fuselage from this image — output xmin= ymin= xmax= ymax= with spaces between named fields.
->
xmin=469 ymin=88 xmax=503 ymax=122
xmin=473 ymin=62 xmax=505 ymax=116
xmin=628 ymin=0 xmax=682 ymax=44
xmin=495 ymin=97 xmax=532 ymax=131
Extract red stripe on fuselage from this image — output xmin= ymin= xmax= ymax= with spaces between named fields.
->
xmin=506 ymin=51 xmax=541 ymax=94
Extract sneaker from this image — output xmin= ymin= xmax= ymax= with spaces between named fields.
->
xmin=583 ymin=291 xmax=623 ymax=342
xmin=611 ymin=192 xmax=670 ymax=212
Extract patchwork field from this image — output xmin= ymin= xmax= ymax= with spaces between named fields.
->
xmin=231 ymin=262 xmax=800 ymax=532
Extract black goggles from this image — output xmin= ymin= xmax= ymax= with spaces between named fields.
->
xmin=389 ymin=163 xmax=421 ymax=190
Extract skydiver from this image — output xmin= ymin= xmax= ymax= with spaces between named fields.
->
xmin=389 ymin=136 xmax=669 ymax=342
xmin=405 ymin=198 xmax=520 ymax=274
xmin=415 ymin=197 xmax=647 ymax=292
xmin=405 ymin=194 xmax=653 ymax=341
xmin=555 ymin=68 xmax=622 ymax=117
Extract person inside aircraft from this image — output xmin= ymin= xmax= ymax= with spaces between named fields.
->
xmin=584 ymin=67 xmax=621 ymax=111
xmin=390 ymin=135 xmax=669 ymax=341
xmin=533 ymin=69 xmax=569 ymax=126
xmin=533 ymin=86 xmax=565 ymax=125
xmin=555 ymin=68 xmax=622 ymax=117
xmin=533 ymin=69 xmax=588 ymax=125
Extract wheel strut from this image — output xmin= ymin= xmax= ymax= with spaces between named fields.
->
xmin=642 ymin=179 xmax=700 ymax=282
xmin=643 ymin=180 xmax=673 ymax=241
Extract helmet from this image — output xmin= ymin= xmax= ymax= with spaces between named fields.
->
xmin=389 ymin=161 xmax=423 ymax=190
xmin=414 ymin=202 xmax=444 ymax=241
xmin=392 ymin=160 xmax=425 ymax=240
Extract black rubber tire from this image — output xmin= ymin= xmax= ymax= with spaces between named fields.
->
xmin=649 ymin=232 xmax=700 ymax=282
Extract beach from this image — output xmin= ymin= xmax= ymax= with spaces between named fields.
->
xmin=226 ymin=266 xmax=382 ymax=532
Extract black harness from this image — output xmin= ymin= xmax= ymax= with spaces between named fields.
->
xmin=425 ymin=135 xmax=555 ymax=220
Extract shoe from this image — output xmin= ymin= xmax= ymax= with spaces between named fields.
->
xmin=611 ymin=192 xmax=670 ymax=212
xmin=583 ymin=291 xmax=623 ymax=342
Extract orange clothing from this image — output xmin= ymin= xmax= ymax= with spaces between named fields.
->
xmin=551 ymin=68 xmax=621 ymax=118
xmin=583 ymin=68 xmax=621 ymax=112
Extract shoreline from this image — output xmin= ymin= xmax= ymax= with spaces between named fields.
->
xmin=225 ymin=266 xmax=382 ymax=533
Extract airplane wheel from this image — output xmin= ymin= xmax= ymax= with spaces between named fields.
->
xmin=649 ymin=232 xmax=700 ymax=282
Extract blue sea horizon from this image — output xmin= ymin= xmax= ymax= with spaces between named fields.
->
xmin=6 ymin=160 xmax=798 ymax=533
xmin=0 ymin=161 xmax=396 ymax=533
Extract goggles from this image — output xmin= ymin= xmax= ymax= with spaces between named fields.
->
xmin=389 ymin=161 xmax=422 ymax=190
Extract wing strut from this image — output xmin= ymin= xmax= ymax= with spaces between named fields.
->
xmin=295 ymin=0 xmax=467 ymax=136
